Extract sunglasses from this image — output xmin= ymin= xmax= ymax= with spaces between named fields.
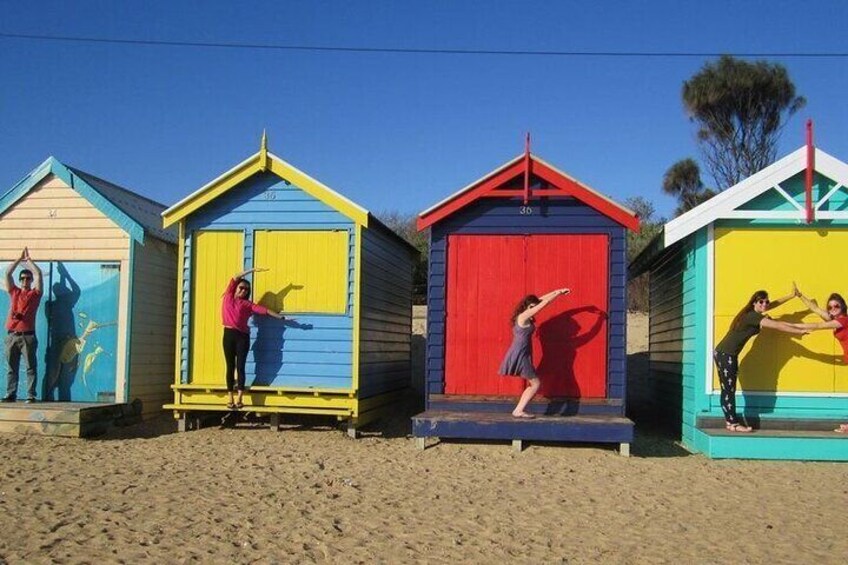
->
xmin=828 ymin=303 xmax=842 ymax=311
xmin=236 ymin=286 xmax=249 ymax=291
xmin=756 ymin=299 xmax=770 ymax=305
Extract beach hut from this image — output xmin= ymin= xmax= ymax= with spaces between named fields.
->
xmin=412 ymin=146 xmax=640 ymax=452
xmin=630 ymin=138 xmax=848 ymax=460
xmin=0 ymin=157 xmax=177 ymax=435
xmin=161 ymin=136 xmax=417 ymax=434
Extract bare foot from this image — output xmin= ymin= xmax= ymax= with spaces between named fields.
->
xmin=834 ymin=423 xmax=848 ymax=433
xmin=512 ymin=412 xmax=536 ymax=419
xmin=725 ymin=423 xmax=752 ymax=433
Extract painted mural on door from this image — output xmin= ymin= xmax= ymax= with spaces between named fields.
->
xmin=445 ymin=234 xmax=609 ymax=398
xmin=1 ymin=261 xmax=120 ymax=402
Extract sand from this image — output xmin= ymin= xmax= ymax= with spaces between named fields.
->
xmin=0 ymin=311 xmax=846 ymax=563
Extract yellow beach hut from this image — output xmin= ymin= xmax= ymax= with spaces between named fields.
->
xmin=161 ymin=136 xmax=417 ymax=434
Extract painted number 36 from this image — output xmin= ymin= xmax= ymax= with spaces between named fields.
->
xmin=519 ymin=206 xmax=533 ymax=215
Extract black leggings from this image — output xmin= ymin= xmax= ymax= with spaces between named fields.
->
xmin=223 ymin=328 xmax=250 ymax=392
xmin=713 ymin=350 xmax=740 ymax=425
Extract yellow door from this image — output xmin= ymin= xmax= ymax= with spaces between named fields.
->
xmin=714 ymin=227 xmax=848 ymax=393
xmin=252 ymin=230 xmax=348 ymax=314
xmin=190 ymin=231 xmax=244 ymax=385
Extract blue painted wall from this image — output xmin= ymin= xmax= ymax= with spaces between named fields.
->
xmin=181 ymin=172 xmax=356 ymax=390
xmin=358 ymin=224 xmax=415 ymax=398
xmin=425 ymin=197 xmax=628 ymax=406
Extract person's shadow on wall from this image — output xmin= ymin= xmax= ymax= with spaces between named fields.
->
xmin=536 ymin=305 xmax=607 ymax=402
xmin=252 ymin=287 xmax=311 ymax=387
xmin=738 ymin=310 xmax=840 ymax=420
xmin=43 ymin=262 xmax=80 ymax=401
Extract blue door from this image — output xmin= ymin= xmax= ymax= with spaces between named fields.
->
xmin=0 ymin=261 xmax=121 ymax=403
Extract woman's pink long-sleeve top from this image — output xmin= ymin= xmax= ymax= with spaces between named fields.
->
xmin=221 ymin=278 xmax=269 ymax=334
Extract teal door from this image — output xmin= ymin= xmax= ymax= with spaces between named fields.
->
xmin=0 ymin=261 xmax=120 ymax=402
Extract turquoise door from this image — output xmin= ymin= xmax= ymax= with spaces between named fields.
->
xmin=0 ymin=261 xmax=121 ymax=402
xmin=43 ymin=262 xmax=120 ymax=402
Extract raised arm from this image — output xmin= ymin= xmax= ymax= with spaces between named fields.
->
xmin=760 ymin=317 xmax=809 ymax=335
xmin=790 ymin=320 xmax=841 ymax=331
xmin=5 ymin=249 xmax=25 ymax=291
xmin=24 ymin=249 xmax=43 ymax=293
xmin=794 ymin=282 xmax=829 ymax=321
xmin=234 ymin=267 xmax=269 ymax=280
xmin=516 ymin=287 xmax=570 ymax=326
xmin=766 ymin=285 xmax=796 ymax=311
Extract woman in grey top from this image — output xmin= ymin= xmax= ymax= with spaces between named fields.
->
xmin=499 ymin=287 xmax=570 ymax=419
xmin=713 ymin=288 xmax=807 ymax=432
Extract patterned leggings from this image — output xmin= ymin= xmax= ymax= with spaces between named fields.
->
xmin=713 ymin=351 xmax=740 ymax=425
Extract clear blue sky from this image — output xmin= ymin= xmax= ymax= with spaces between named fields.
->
xmin=2 ymin=0 xmax=847 ymax=221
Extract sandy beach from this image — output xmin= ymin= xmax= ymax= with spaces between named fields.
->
xmin=0 ymin=312 xmax=846 ymax=563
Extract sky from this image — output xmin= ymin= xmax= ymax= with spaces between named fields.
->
xmin=1 ymin=0 xmax=847 ymax=222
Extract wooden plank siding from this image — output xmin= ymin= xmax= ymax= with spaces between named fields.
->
xmin=358 ymin=226 xmax=414 ymax=399
xmin=128 ymin=237 xmax=178 ymax=414
xmin=425 ymin=198 xmax=628 ymax=408
xmin=646 ymin=229 xmax=705 ymax=445
xmin=179 ymin=171 xmax=356 ymax=390
xmin=0 ymin=175 xmax=130 ymax=261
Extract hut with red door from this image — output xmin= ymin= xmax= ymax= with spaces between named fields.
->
xmin=412 ymin=146 xmax=639 ymax=452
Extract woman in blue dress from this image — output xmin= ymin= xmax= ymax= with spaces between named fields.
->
xmin=499 ymin=287 xmax=570 ymax=418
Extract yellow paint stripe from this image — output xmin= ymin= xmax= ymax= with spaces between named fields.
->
xmin=162 ymin=158 xmax=262 ymax=227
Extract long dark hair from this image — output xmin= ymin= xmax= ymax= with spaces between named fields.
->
xmin=730 ymin=289 xmax=768 ymax=330
xmin=827 ymin=292 xmax=847 ymax=318
xmin=232 ymin=277 xmax=251 ymax=300
xmin=511 ymin=294 xmax=540 ymax=325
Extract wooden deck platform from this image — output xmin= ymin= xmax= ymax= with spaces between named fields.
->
xmin=427 ymin=394 xmax=625 ymax=416
xmin=694 ymin=415 xmax=848 ymax=460
xmin=412 ymin=410 xmax=634 ymax=455
xmin=0 ymin=401 xmax=140 ymax=438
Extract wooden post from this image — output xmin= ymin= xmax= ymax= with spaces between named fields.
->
xmin=347 ymin=423 xmax=358 ymax=439
xmin=619 ymin=443 xmax=631 ymax=458
xmin=512 ymin=439 xmax=524 ymax=453
xmin=268 ymin=413 xmax=280 ymax=432
xmin=414 ymin=437 xmax=427 ymax=450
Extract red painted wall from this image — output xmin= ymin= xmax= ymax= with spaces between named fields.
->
xmin=445 ymin=234 xmax=609 ymax=397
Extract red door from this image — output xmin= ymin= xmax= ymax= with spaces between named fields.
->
xmin=445 ymin=234 xmax=608 ymax=398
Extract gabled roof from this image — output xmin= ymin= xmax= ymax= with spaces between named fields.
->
xmin=664 ymin=146 xmax=848 ymax=247
xmin=161 ymin=138 xmax=369 ymax=228
xmin=0 ymin=157 xmax=176 ymax=244
xmin=416 ymin=153 xmax=640 ymax=231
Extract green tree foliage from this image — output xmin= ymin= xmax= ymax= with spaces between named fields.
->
xmin=662 ymin=158 xmax=717 ymax=215
xmin=664 ymin=56 xmax=805 ymax=216
xmin=625 ymin=196 xmax=664 ymax=312
xmin=684 ymin=55 xmax=805 ymax=189
xmin=377 ymin=211 xmax=428 ymax=304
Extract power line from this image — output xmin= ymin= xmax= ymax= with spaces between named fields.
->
xmin=2 ymin=31 xmax=848 ymax=58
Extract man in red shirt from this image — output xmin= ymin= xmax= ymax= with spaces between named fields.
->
xmin=3 ymin=247 xmax=43 ymax=403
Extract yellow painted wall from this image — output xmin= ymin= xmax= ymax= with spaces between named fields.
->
xmin=714 ymin=227 xmax=848 ymax=393
xmin=0 ymin=175 xmax=130 ymax=261
xmin=253 ymin=230 xmax=348 ymax=313
xmin=189 ymin=231 xmax=244 ymax=385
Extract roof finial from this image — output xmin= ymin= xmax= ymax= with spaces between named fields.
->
xmin=260 ymin=129 xmax=269 ymax=171
xmin=523 ymin=131 xmax=532 ymax=205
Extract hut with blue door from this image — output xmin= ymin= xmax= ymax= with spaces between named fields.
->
xmin=412 ymin=143 xmax=640 ymax=452
xmin=630 ymin=134 xmax=848 ymax=460
xmin=161 ymin=135 xmax=417 ymax=434
xmin=0 ymin=157 xmax=178 ymax=435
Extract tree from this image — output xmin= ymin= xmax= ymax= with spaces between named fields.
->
xmin=376 ymin=210 xmax=428 ymax=304
xmin=664 ymin=56 xmax=805 ymax=215
xmin=683 ymin=55 xmax=805 ymax=189
xmin=661 ymin=158 xmax=717 ymax=215
xmin=625 ymin=196 xmax=664 ymax=311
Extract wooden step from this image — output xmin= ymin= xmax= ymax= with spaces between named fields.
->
xmin=0 ymin=401 xmax=138 ymax=438
xmin=427 ymin=394 xmax=624 ymax=416
xmin=697 ymin=415 xmax=846 ymax=432
xmin=412 ymin=409 xmax=633 ymax=453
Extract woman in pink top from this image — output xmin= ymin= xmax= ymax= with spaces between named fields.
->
xmin=222 ymin=268 xmax=284 ymax=410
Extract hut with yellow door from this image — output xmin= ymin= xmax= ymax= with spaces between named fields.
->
xmin=161 ymin=136 xmax=416 ymax=434
xmin=631 ymin=139 xmax=848 ymax=460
